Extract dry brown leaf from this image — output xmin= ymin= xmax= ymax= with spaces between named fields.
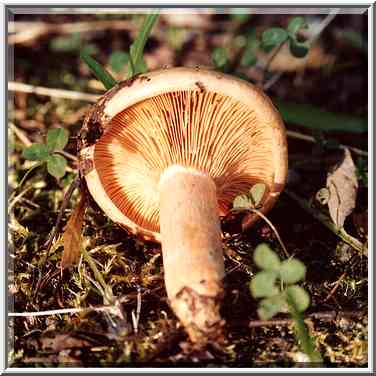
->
xmin=327 ymin=148 xmax=358 ymax=229
xmin=61 ymin=194 xmax=87 ymax=269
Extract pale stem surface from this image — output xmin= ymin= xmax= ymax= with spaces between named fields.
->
xmin=159 ymin=166 xmax=225 ymax=343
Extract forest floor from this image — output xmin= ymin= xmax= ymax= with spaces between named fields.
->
xmin=8 ymin=10 xmax=368 ymax=367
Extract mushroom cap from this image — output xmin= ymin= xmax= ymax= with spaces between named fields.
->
xmin=79 ymin=67 xmax=288 ymax=242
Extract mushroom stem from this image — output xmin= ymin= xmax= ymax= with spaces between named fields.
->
xmin=158 ymin=165 xmax=225 ymax=344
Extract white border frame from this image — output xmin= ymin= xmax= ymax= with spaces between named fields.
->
xmin=1 ymin=1 xmax=373 ymax=373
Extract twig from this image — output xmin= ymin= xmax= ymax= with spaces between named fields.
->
xmin=248 ymin=310 xmax=365 ymax=328
xmin=286 ymin=130 xmax=367 ymax=157
xmin=8 ymin=20 xmax=137 ymax=45
xmin=43 ymin=175 xmax=81 ymax=250
xmin=9 ymin=299 xmax=129 ymax=318
xmin=284 ymin=189 xmax=365 ymax=254
xmin=8 ymin=82 xmax=99 ymax=102
xmin=34 ymin=176 xmax=81 ymax=299
xmin=8 ymin=18 xmax=228 ymax=46
xmin=261 ymin=41 xmax=287 ymax=86
xmin=263 ymin=71 xmax=283 ymax=91
xmin=131 ymin=285 xmax=142 ymax=334
xmin=321 ymin=272 xmax=347 ymax=303
xmin=9 ymin=122 xmax=32 ymax=147
xmin=239 ymin=208 xmax=290 ymax=258
xmin=309 ymin=10 xmax=339 ymax=45
xmin=8 ymin=186 xmax=33 ymax=214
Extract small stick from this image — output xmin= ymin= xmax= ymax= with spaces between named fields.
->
xmin=248 ymin=310 xmax=365 ymax=328
xmin=261 ymin=41 xmax=287 ymax=86
xmin=236 ymin=207 xmax=290 ymax=258
xmin=33 ymin=176 xmax=81 ymax=299
xmin=9 ymin=122 xmax=32 ymax=147
xmin=8 ymin=82 xmax=99 ymax=102
xmin=321 ymin=272 xmax=347 ymax=303
xmin=249 ymin=208 xmax=290 ymax=258
xmin=287 ymin=130 xmax=367 ymax=157
xmin=131 ymin=285 xmax=142 ymax=334
xmin=9 ymin=299 xmax=129 ymax=318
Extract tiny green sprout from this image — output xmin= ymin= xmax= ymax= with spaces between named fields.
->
xmin=250 ymin=243 xmax=322 ymax=363
xmin=261 ymin=18 xmax=310 ymax=58
xmin=22 ymin=128 xmax=69 ymax=179
xmin=287 ymin=17 xmax=308 ymax=37
xmin=233 ymin=183 xmax=266 ymax=210
xmin=261 ymin=27 xmax=289 ymax=52
xmin=289 ymin=39 xmax=310 ymax=58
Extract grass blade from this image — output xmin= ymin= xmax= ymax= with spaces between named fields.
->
xmin=128 ymin=11 xmax=160 ymax=77
xmin=274 ymin=99 xmax=367 ymax=134
xmin=81 ymin=51 xmax=117 ymax=90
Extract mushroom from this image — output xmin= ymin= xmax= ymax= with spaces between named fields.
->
xmin=79 ymin=67 xmax=288 ymax=344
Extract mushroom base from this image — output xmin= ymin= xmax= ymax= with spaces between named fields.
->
xmin=159 ymin=165 xmax=225 ymax=345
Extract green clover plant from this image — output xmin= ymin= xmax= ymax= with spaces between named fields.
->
xmin=261 ymin=16 xmax=310 ymax=58
xmin=250 ymin=243 xmax=322 ymax=363
xmin=22 ymin=128 xmax=69 ymax=179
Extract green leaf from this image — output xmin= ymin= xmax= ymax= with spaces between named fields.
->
xmin=273 ymin=99 xmax=367 ymax=134
xmin=47 ymin=128 xmax=69 ymax=152
xmin=261 ymin=27 xmax=288 ymax=50
xmin=233 ymin=193 xmax=251 ymax=210
xmin=250 ymin=270 xmax=279 ymax=298
xmin=286 ymin=285 xmax=310 ymax=312
xmin=287 ymin=17 xmax=307 ymax=36
xmin=22 ymin=144 xmax=50 ymax=161
xmin=212 ymin=47 xmax=229 ymax=69
xmin=258 ymin=294 xmax=286 ymax=320
xmin=280 ymin=259 xmax=306 ymax=284
xmin=128 ymin=12 xmax=159 ymax=77
xmin=249 ymin=183 xmax=266 ymax=207
xmin=80 ymin=51 xmax=117 ymax=90
xmin=241 ymin=48 xmax=257 ymax=67
xmin=47 ymin=154 xmax=67 ymax=179
xmin=289 ymin=38 xmax=310 ymax=58
xmin=109 ymin=51 xmax=130 ymax=73
xmin=254 ymin=243 xmax=281 ymax=271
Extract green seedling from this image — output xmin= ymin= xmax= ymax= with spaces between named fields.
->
xmin=250 ymin=243 xmax=322 ymax=363
xmin=22 ymin=128 xmax=69 ymax=179
xmin=261 ymin=16 xmax=310 ymax=58
xmin=81 ymin=12 xmax=159 ymax=90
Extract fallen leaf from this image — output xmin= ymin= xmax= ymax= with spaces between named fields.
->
xmin=327 ymin=148 xmax=358 ymax=228
xmin=61 ymin=194 xmax=87 ymax=269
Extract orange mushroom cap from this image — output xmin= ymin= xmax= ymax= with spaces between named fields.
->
xmin=80 ymin=67 xmax=288 ymax=242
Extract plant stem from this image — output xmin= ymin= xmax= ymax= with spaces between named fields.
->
xmin=286 ymin=294 xmax=323 ymax=363
xmin=243 ymin=207 xmax=290 ymax=258
xmin=285 ymin=189 xmax=365 ymax=254
xmin=18 ymin=162 xmax=43 ymax=189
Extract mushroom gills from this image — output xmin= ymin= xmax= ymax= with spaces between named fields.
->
xmin=158 ymin=164 xmax=225 ymax=343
